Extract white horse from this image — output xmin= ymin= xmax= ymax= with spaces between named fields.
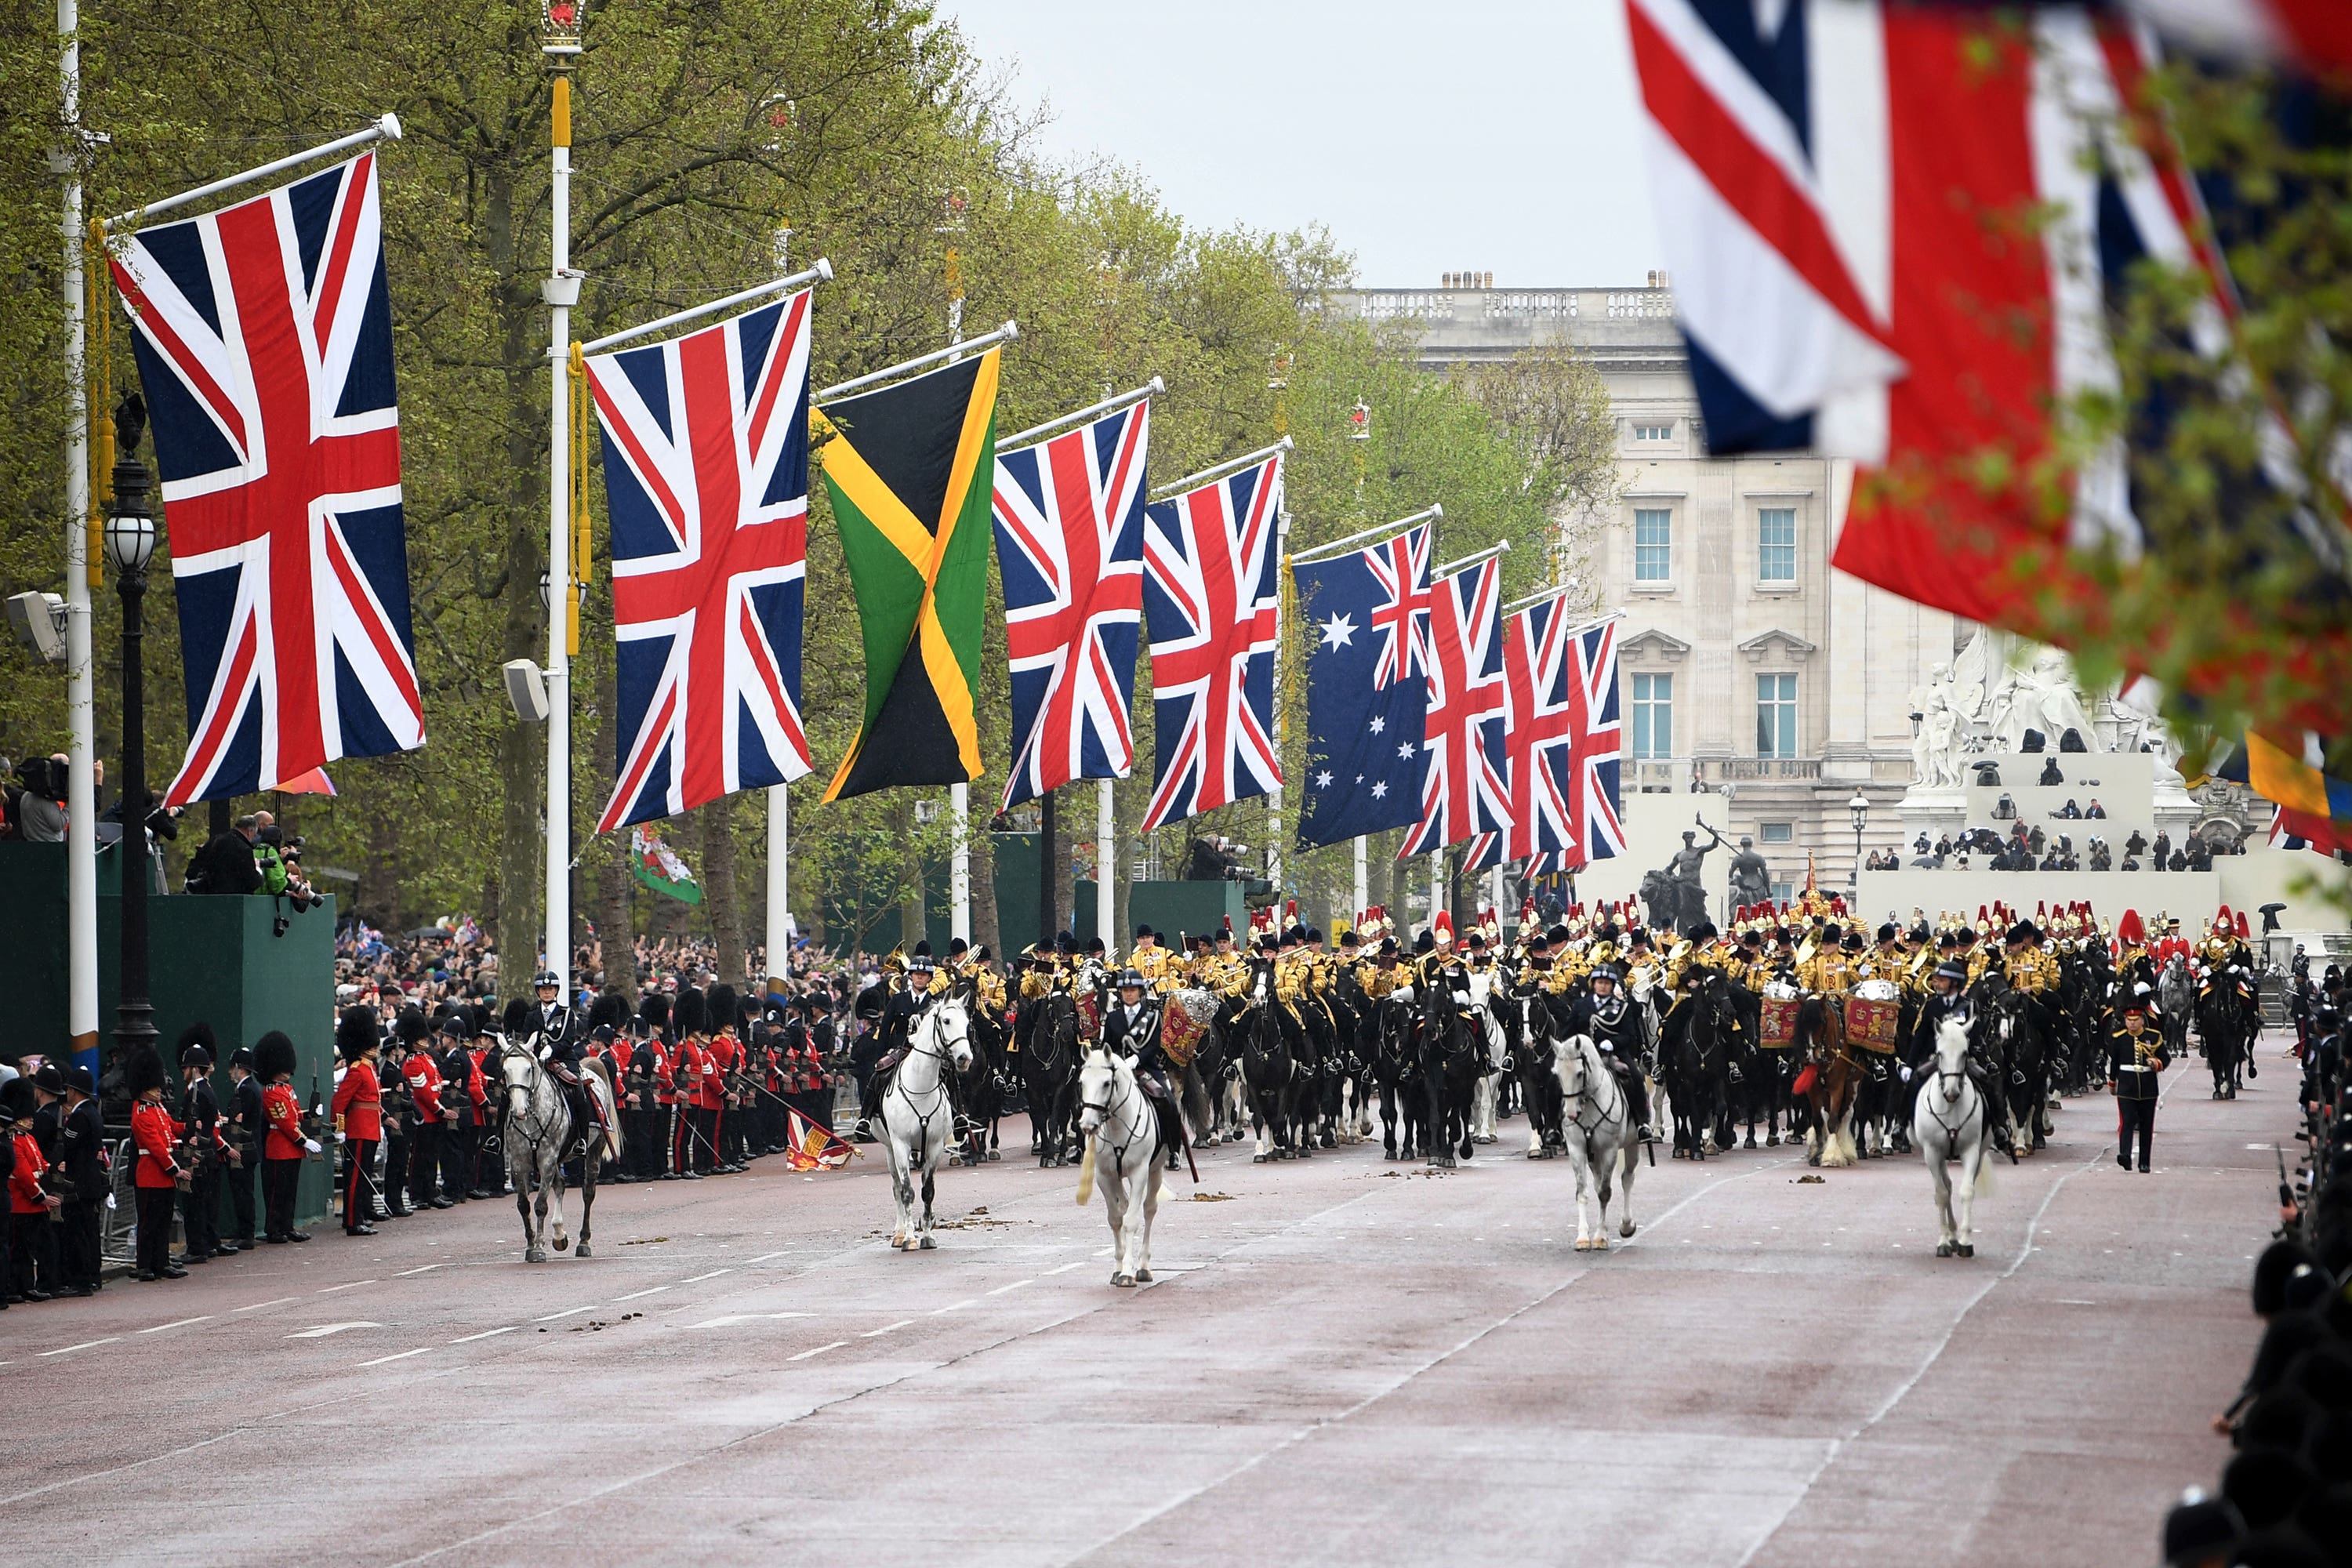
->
xmin=1911 ymin=1015 xmax=1991 ymax=1258
xmin=498 ymin=1042 xmax=620 ymax=1263
xmin=1466 ymin=969 xmax=1509 ymax=1145
xmin=879 ymin=992 xmax=975 ymax=1251
xmin=1076 ymin=1043 xmax=1167 ymax=1287
xmin=1552 ymin=1030 xmax=1639 ymax=1251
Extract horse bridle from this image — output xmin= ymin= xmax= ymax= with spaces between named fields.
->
xmin=499 ymin=1041 xmax=556 ymax=1154
xmin=1562 ymin=1038 xmax=1625 ymax=1138
xmin=1080 ymin=1054 xmax=1149 ymax=1176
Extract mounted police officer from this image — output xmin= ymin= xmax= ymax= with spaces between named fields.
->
xmin=859 ymin=948 xmax=934 ymax=1132
xmin=1105 ymin=967 xmax=1183 ymax=1171
xmin=1574 ymin=964 xmax=1654 ymax=1142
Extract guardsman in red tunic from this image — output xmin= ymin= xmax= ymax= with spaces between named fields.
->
xmin=5 ymin=1078 xmax=62 ymax=1301
xmin=123 ymin=1041 xmax=188 ymax=1281
xmin=404 ymin=1021 xmax=449 ymax=1207
xmin=331 ymin=1007 xmax=384 ymax=1236
xmin=256 ymin=1029 xmax=314 ymax=1243
xmin=669 ymin=987 xmax=710 ymax=1178
xmin=705 ymin=984 xmax=743 ymax=1173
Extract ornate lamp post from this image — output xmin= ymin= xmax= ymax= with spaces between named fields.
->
xmin=104 ymin=394 xmax=159 ymax=1063
xmin=1848 ymin=791 xmax=1870 ymax=896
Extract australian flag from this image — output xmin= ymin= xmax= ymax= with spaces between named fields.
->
xmin=1294 ymin=523 xmax=1431 ymax=848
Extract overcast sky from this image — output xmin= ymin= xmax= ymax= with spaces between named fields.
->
xmin=944 ymin=0 xmax=1662 ymax=290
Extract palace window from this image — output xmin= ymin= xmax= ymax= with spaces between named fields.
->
xmin=1758 ymin=507 xmax=1797 ymax=582
xmin=1760 ymin=821 xmax=1793 ymax=844
xmin=1632 ymin=421 xmax=1675 ymax=441
xmin=1756 ymin=673 xmax=1797 ymax=759
xmin=1632 ymin=673 xmax=1672 ymax=759
xmin=1633 ymin=508 xmax=1671 ymax=582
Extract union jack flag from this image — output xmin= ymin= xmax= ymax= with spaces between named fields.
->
xmin=1497 ymin=593 xmax=1584 ymax=865
xmin=1559 ymin=618 xmax=1625 ymax=868
xmin=1365 ymin=524 xmax=1432 ymax=689
xmin=1403 ymin=557 xmax=1508 ymax=857
xmin=991 ymin=401 xmax=1149 ymax=808
xmin=108 ymin=154 xmax=422 ymax=804
xmin=1140 ymin=453 xmax=1283 ymax=831
xmin=585 ymin=289 xmax=813 ymax=832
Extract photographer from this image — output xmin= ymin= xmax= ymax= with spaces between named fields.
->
xmin=185 ymin=814 xmax=263 ymax=895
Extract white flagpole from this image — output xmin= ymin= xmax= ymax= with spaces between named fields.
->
xmin=765 ymin=224 xmax=795 ymax=996
xmin=1097 ymin=779 xmax=1114 ymax=947
xmin=543 ymin=50 xmax=579 ymax=996
xmin=1352 ymin=835 xmax=1367 ymax=927
xmin=60 ymin=0 xmax=96 ymax=1065
xmin=1429 ymin=853 xmax=1443 ymax=936
xmin=946 ymin=269 xmax=971 ymax=945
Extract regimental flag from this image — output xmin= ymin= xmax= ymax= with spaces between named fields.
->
xmin=990 ymin=401 xmax=1150 ymax=808
xmin=1624 ymin=0 xmax=2351 ymax=728
xmin=818 ymin=351 xmax=1000 ymax=801
xmin=784 ymin=1106 xmax=854 ymax=1169
xmin=107 ymin=153 xmax=422 ymax=804
xmin=585 ymin=290 xmax=814 ymax=832
xmin=1403 ymin=557 xmax=1508 ymax=858
xmin=630 ymin=824 xmax=703 ymax=906
xmin=1294 ymin=523 xmax=1431 ymax=848
xmin=1140 ymin=452 xmax=1283 ymax=831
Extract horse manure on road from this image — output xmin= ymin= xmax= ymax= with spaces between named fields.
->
xmin=1796 ymin=1174 xmax=1827 ymax=1184
xmin=1190 ymin=1192 xmax=1236 ymax=1202
xmin=622 ymin=1236 xmax=671 ymax=1246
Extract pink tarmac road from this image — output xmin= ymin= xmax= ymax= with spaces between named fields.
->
xmin=0 ymin=1041 xmax=2281 ymax=1567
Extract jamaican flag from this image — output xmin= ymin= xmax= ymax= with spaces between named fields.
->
xmin=818 ymin=350 xmax=999 ymax=801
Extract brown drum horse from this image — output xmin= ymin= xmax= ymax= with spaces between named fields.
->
xmin=1790 ymin=996 xmax=1862 ymax=1167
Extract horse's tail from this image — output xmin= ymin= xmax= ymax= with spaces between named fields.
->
xmin=1180 ymin=1062 xmax=1211 ymax=1142
xmin=584 ymin=1058 xmax=622 ymax=1162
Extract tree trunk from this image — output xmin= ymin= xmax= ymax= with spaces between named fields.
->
xmin=702 ymin=793 xmax=744 ymax=985
xmin=1387 ymin=829 xmax=1412 ymax=930
xmin=970 ymin=810 xmax=1000 ymax=960
xmin=487 ymin=163 xmax=547 ymax=992
xmin=1049 ymin=787 xmax=1072 ymax=938
xmin=592 ymin=657 xmax=637 ymax=1005
xmin=897 ymin=797 xmax=926 ymax=953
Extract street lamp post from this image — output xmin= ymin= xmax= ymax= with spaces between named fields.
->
xmin=1848 ymin=792 xmax=1869 ymax=898
xmin=105 ymin=394 xmax=159 ymax=1065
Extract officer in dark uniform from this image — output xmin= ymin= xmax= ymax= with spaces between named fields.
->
xmin=859 ymin=951 xmax=932 ymax=1128
xmin=223 ymin=1046 xmax=265 ymax=1245
xmin=176 ymin=1027 xmax=229 ymax=1261
xmin=2109 ymin=993 xmax=2168 ymax=1172
xmin=848 ymin=963 xmax=895 ymax=1142
xmin=1570 ymin=964 xmax=1653 ymax=1140
xmin=377 ymin=1024 xmax=414 ymax=1217
xmin=1102 ymin=967 xmax=1183 ymax=1169
xmin=56 ymin=1066 xmax=107 ymax=1294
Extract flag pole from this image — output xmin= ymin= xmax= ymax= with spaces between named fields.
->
xmin=106 ymin=114 xmax=402 ymax=230
xmin=543 ymin=20 xmax=581 ymax=998
xmin=1000 ymin=377 xmax=1162 ymax=455
xmin=1432 ymin=539 xmax=1510 ymax=580
xmin=765 ymin=224 xmax=795 ymax=998
xmin=1289 ymin=503 xmax=1445 ymax=566
xmin=815 ymin=321 xmax=1018 ymax=405
xmin=943 ymin=245 xmax=972 ymax=945
xmin=59 ymin=0 xmax=98 ymax=1070
xmin=1352 ymin=835 xmax=1367 ymax=925
xmin=578 ymin=259 xmax=834 ymax=355
xmin=1148 ymin=437 xmax=1292 ymax=500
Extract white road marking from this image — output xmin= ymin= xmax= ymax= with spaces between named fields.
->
xmin=397 ymin=1264 xmax=445 ymax=1276
xmin=985 ymin=1278 xmax=1033 ymax=1296
xmin=448 ymin=1327 xmax=517 ymax=1345
xmin=286 ymin=1322 xmax=380 ymax=1338
xmin=682 ymin=1269 xmax=732 ymax=1283
xmin=318 ymin=1279 xmax=376 ymax=1294
xmin=535 ymin=1305 xmax=594 ymax=1322
xmin=1044 ymin=1261 xmax=1087 ymax=1276
xmin=932 ymin=1299 xmax=978 ymax=1314
xmin=741 ymin=1250 xmax=793 ymax=1264
xmin=860 ymin=1319 xmax=913 ymax=1338
xmin=140 ymin=1316 xmax=215 ymax=1334
xmin=688 ymin=1313 xmax=815 ymax=1329
xmin=38 ymin=1337 xmax=121 ymax=1358
xmin=787 ymin=1341 xmax=848 ymax=1361
xmin=357 ymin=1348 xmax=433 ymax=1367
xmin=612 ymin=1286 xmax=670 ymax=1302
xmin=234 ymin=1297 xmax=299 ymax=1312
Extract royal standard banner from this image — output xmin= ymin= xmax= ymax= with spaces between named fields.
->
xmin=818 ymin=350 xmax=999 ymax=801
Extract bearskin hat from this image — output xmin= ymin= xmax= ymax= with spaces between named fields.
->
xmin=671 ymin=985 xmax=708 ymax=1037
xmin=705 ymin=983 xmax=739 ymax=1032
xmin=637 ymin=992 xmax=672 ymax=1036
xmin=338 ymin=1007 xmax=380 ymax=1062
xmin=468 ymin=1003 xmax=496 ymax=1039
xmin=501 ymin=997 xmax=535 ymax=1040
xmin=121 ymin=1038 xmax=168 ymax=1099
xmin=2006 ymin=920 xmax=2039 ymax=946
xmin=396 ymin=1006 xmax=430 ymax=1045
xmin=587 ymin=993 xmax=626 ymax=1033
xmin=253 ymin=1029 xmax=298 ymax=1082
xmin=176 ymin=1021 xmax=218 ymax=1069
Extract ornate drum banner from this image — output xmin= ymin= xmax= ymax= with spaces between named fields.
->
xmin=1160 ymin=989 xmax=1217 ymax=1069
xmin=1846 ymin=978 xmax=1902 ymax=1053
xmin=1759 ymin=995 xmax=1802 ymax=1049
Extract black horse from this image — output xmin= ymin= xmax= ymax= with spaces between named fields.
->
xmin=1022 ymin=988 xmax=1083 ymax=1167
xmin=1371 ymin=994 xmax=1425 ymax=1160
xmin=1238 ymin=966 xmax=1302 ymax=1162
xmin=1969 ymin=975 xmax=2045 ymax=1156
xmin=1661 ymin=971 xmax=1736 ymax=1160
xmin=957 ymin=993 xmax=1009 ymax=1165
xmin=1513 ymin=987 xmax=1568 ymax=1159
xmin=1416 ymin=978 xmax=1482 ymax=1168
xmin=2196 ymin=977 xmax=2251 ymax=1099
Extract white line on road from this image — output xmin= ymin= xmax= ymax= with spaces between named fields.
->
xmin=357 ymin=1348 xmax=433 ymax=1367
xmin=285 ymin=1322 xmax=380 ymax=1338
xmin=860 ymin=1320 xmax=913 ymax=1338
xmin=688 ymin=1313 xmax=815 ymax=1329
xmin=787 ymin=1341 xmax=848 ymax=1361
xmin=38 ymin=1337 xmax=121 ymax=1357
xmin=682 ymin=1269 xmax=732 ymax=1283
xmin=448 ymin=1327 xmax=517 ymax=1344
xmin=612 ymin=1286 xmax=670 ymax=1301
xmin=1044 ymin=1261 xmax=1087 ymax=1276
xmin=985 ymin=1279 xmax=1034 ymax=1296
xmin=139 ymin=1316 xmax=214 ymax=1334
xmin=318 ymin=1279 xmax=376 ymax=1294
xmin=397 ymin=1264 xmax=445 ymax=1276
xmin=234 ymin=1297 xmax=299 ymax=1312
xmin=932 ymin=1298 xmax=978 ymax=1314
xmin=535 ymin=1305 xmax=594 ymax=1322
xmin=741 ymin=1250 xmax=793 ymax=1264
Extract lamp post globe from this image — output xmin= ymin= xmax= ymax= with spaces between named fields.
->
xmin=1848 ymin=792 xmax=1869 ymax=890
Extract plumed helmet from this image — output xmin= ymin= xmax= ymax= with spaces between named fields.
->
xmin=501 ymin=997 xmax=535 ymax=1039
xmin=706 ymin=983 xmax=739 ymax=1030
xmin=638 ymin=993 xmax=672 ymax=1035
xmin=396 ymin=1006 xmax=430 ymax=1045
xmin=586 ymin=993 xmax=626 ymax=1033
xmin=337 ymin=1007 xmax=379 ymax=1062
xmin=176 ymin=1021 xmax=218 ymax=1070
xmin=121 ymin=1038 xmax=168 ymax=1098
xmin=671 ymin=986 xmax=708 ymax=1037
xmin=253 ymin=1029 xmax=298 ymax=1082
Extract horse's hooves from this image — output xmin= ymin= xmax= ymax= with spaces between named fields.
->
xmin=1135 ymin=1268 xmax=1153 ymax=1283
xmin=1620 ymin=1222 xmax=1636 ymax=1239
xmin=1957 ymin=1243 xmax=1975 ymax=1258
xmin=1806 ymin=1153 xmax=1821 ymax=1167
xmin=1251 ymin=1153 xmax=1268 ymax=1164
xmin=918 ymin=1236 xmax=937 ymax=1250
xmin=1592 ymin=1236 xmax=1609 ymax=1251
xmin=1573 ymin=1237 xmax=1591 ymax=1251
xmin=1112 ymin=1273 xmax=1134 ymax=1288
xmin=554 ymin=1236 xmax=569 ymax=1252
xmin=576 ymin=1243 xmax=591 ymax=1258
xmin=1936 ymin=1242 xmax=1955 ymax=1258
xmin=988 ymin=1150 xmax=1002 ymax=1162
xmin=1743 ymin=1136 xmax=1758 ymax=1149
xmin=1766 ymin=1133 xmax=1781 ymax=1147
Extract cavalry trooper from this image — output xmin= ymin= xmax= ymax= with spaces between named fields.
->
xmin=1574 ymin=963 xmax=1655 ymax=1142
xmin=1103 ymin=967 xmax=1182 ymax=1170
xmin=1798 ymin=922 xmax=1857 ymax=998
xmin=2109 ymin=990 xmax=2169 ymax=1172
xmin=1130 ymin=926 xmax=1174 ymax=992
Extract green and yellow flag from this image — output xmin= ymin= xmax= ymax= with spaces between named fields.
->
xmin=818 ymin=350 xmax=999 ymax=801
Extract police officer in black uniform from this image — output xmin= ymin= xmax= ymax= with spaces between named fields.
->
xmin=1104 ymin=967 xmax=1182 ymax=1169
xmin=859 ymin=950 xmax=932 ymax=1130
xmin=1570 ymin=964 xmax=1653 ymax=1141
xmin=2109 ymin=993 xmax=2168 ymax=1172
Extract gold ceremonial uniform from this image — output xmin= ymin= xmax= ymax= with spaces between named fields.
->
xmin=1797 ymin=949 xmax=1857 ymax=996
xmin=2001 ymin=945 xmax=2056 ymax=995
